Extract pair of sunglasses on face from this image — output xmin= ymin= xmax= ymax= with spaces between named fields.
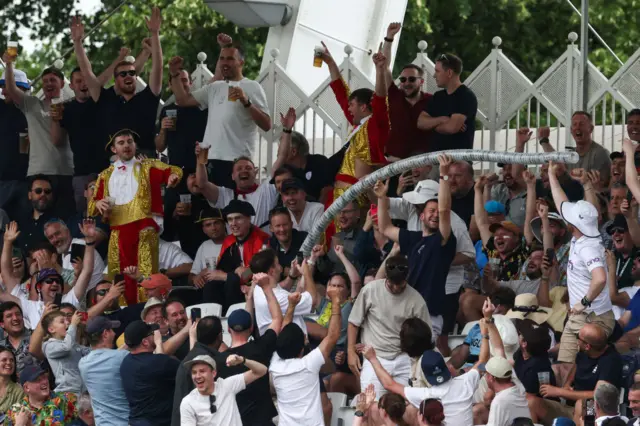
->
xmin=32 ymin=188 xmax=52 ymax=195
xmin=116 ymin=70 xmax=137 ymax=78
xmin=398 ymin=76 xmax=419 ymax=83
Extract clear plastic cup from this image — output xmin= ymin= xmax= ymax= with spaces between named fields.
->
xmin=165 ymin=109 xmax=177 ymax=130
xmin=179 ymin=194 xmax=192 ymax=204
xmin=313 ymin=46 xmax=325 ymax=67
xmin=205 ymin=257 xmax=217 ymax=271
xmin=537 ymin=371 xmax=550 ymax=385
xmin=6 ymin=41 xmax=18 ymax=59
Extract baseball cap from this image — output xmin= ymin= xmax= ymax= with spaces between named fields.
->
xmin=124 ymin=320 xmax=160 ymax=347
xmin=484 ymin=200 xmax=506 ymax=215
xmin=560 ymin=200 xmax=600 ymax=238
xmin=514 ymin=318 xmax=551 ymax=349
xmin=140 ymin=297 xmax=163 ymax=320
xmin=184 ymin=355 xmax=217 ymax=371
xmin=402 ymin=179 xmax=439 ymax=205
xmin=420 ymin=350 xmax=451 ymax=386
xmin=139 ymin=274 xmax=172 ymax=290
xmin=489 ymin=221 xmax=521 ymax=235
xmin=485 ymin=356 xmax=512 ymax=379
xmin=19 ymin=364 xmax=47 ymax=385
xmin=551 ymin=418 xmax=576 ymax=426
xmin=606 ymin=213 xmax=629 ymax=235
xmin=86 ymin=316 xmax=121 ymax=335
xmin=281 ymin=178 xmax=306 ymax=193
xmin=0 ymin=69 xmax=30 ymax=90
xmin=228 ymin=309 xmax=252 ymax=332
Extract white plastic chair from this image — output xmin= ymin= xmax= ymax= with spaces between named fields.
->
xmin=222 ymin=332 xmax=232 ymax=347
xmin=327 ymin=392 xmax=348 ymax=426
xmin=461 ymin=320 xmax=479 ymax=335
xmin=186 ymin=303 xmax=222 ymax=319
xmin=336 ymin=407 xmax=356 ymax=426
xmin=448 ymin=334 xmax=467 ymax=351
xmin=225 ymin=302 xmax=247 ymax=317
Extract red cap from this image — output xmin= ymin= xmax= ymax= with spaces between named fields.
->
xmin=140 ymin=274 xmax=172 ymax=290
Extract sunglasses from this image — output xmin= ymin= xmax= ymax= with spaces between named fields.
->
xmin=387 ymin=264 xmax=408 ymax=272
xmin=209 ymin=395 xmax=217 ymax=414
xmin=33 ymin=188 xmax=52 ymax=195
xmin=438 ymin=54 xmax=449 ymax=63
xmin=116 ymin=70 xmax=136 ymax=78
xmin=398 ymin=76 xmax=419 ymax=83
xmin=43 ymin=278 xmax=61 ymax=285
xmin=96 ymin=289 xmax=109 ymax=297
xmin=611 ymin=227 xmax=626 ymax=234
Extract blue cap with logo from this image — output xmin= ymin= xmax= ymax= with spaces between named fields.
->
xmin=484 ymin=200 xmax=506 ymax=215
xmin=420 ymin=350 xmax=451 ymax=386
xmin=228 ymin=309 xmax=252 ymax=332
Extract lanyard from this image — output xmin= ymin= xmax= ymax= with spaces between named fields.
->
xmin=617 ymin=256 xmax=632 ymax=280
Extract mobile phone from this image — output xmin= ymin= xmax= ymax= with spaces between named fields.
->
xmin=53 ymin=293 xmax=63 ymax=306
xmin=583 ymin=398 xmax=595 ymax=426
xmin=605 ymin=239 xmax=614 ymax=251
xmin=11 ymin=246 xmax=22 ymax=259
xmin=70 ymin=243 xmax=85 ymax=261
xmin=545 ymin=248 xmax=555 ymax=262
xmin=191 ymin=307 xmax=201 ymax=322
xmin=370 ymin=204 xmax=378 ymax=217
xmin=114 ymin=273 xmax=125 ymax=283
xmin=627 ymin=190 xmax=634 ymax=203
xmin=295 ymin=252 xmax=304 ymax=266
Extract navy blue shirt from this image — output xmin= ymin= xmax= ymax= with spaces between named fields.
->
xmin=157 ymin=104 xmax=207 ymax=172
xmin=0 ymin=101 xmax=28 ymax=181
xmin=573 ymin=345 xmax=622 ymax=391
xmin=399 ymin=229 xmax=457 ymax=316
xmin=59 ymin=98 xmax=108 ymax=175
xmin=624 ymin=290 xmax=640 ymax=332
xmin=513 ymin=348 xmax=557 ymax=397
xmin=120 ymin=352 xmax=180 ymax=426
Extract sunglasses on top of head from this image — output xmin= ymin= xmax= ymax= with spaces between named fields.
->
xmin=117 ymin=70 xmax=137 ymax=78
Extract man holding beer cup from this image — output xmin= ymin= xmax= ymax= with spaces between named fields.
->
xmin=168 ymin=33 xmax=271 ymax=189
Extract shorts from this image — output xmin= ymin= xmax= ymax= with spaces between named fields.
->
xmin=442 ymin=291 xmax=461 ymax=334
xmin=558 ymin=310 xmax=615 ymax=363
xmin=360 ymin=353 xmax=411 ymax=400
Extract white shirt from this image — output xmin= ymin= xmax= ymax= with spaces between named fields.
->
xmin=567 ymin=236 xmax=613 ymax=315
xmin=270 ymin=347 xmax=325 ymax=426
xmin=179 ymin=375 xmax=246 ymax=426
xmin=109 ymin=158 xmax=163 ymax=230
xmin=158 ymin=239 xmax=193 ymax=270
xmin=613 ymin=287 xmax=640 ymax=319
xmin=62 ymin=238 xmax=106 ymax=291
xmin=210 ymin=181 xmax=278 ymax=228
xmin=191 ymin=240 xmax=223 ymax=275
xmin=487 ymin=385 xmax=531 ymax=426
xmin=18 ymin=290 xmax=79 ymax=330
xmin=290 ymin=202 xmax=324 ymax=233
xmin=253 ymin=285 xmax=313 ymax=336
xmin=404 ymin=369 xmax=480 ymax=426
xmin=389 ymin=197 xmax=475 ymax=294
xmin=191 ymin=78 xmax=270 ymax=161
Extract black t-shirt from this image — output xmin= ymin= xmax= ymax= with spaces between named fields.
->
xmin=451 ymin=186 xmax=474 ymax=227
xmin=513 ymin=348 xmax=556 ymax=397
xmin=399 ymin=229 xmax=457 ymax=316
xmin=574 ymin=345 xmax=622 ymax=391
xmin=269 ymin=229 xmax=308 ymax=272
xmin=120 ymin=352 xmax=180 ymax=426
xmin=614 ymin=249 xmax=636 ymax=289
xmin=59 ymin=98 xmax=109 ymax=175
xmin=0 ymin=101 xmax=28 ymax=181
xmin=157 ymin=104 xmax=207 ymax=171
xmin=425 ymin=85 xmax=477 ymax=152
xmin=97 ymin=86 xmax=160 ymax=154
xmin=177 ymin=195 xmax=211 ymax=259
xmin=217 ymin=329 xmax=278 ymax=422
xmin=16 ymin=211 xmax=54 ymax=253
xmin=300 ymin=154 xmax=334 ymax=201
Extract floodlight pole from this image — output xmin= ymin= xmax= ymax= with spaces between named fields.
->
xmin=580 ymin=0 xmax=589 ymax=110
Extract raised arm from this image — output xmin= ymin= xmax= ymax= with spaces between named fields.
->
xmin=381 ymin=23 xmax=401 ymax=90
xmin=1 ymin=56 xmax=25 ymax=105
xmin=548 ymin=161 xmax=569 ymax=211
xmin=320 ymin=41 xmax=342 ymax=82
xmin=317 ymin=286 xmax=342 ymax=361
xmin=623 ymin=138 xmax=640 ymax=201
xmin=474 ymin=318 xmax=491 ymax=368
xmin=512 ymin=128 xmax=532 ymax=186
xmin=272 ymin=107 xmax=295 ymax=175
xmin=301 ymin=260 xmax=320 ymax=309
xmin=133 ymin=39 xmax=152 ymax=76
xmin=168 ymin=56 xmax=201 ymax=107
xmin=522 ymin=170 xmax=537 ymax=246
xmin=372 ymin=51 xmax=387 ymax=98
xmin=334 ymin=245 xmax=362 ymax=299
xmin=482 ymin=299 xmax=506 ymax=358
xmin=194 ymin=143 xmax=220 ymax=202
xmin=96 ymin=47 xmax=129 ymax=87
xmin=362 ymin=345 xmax=405 ymax=397
xmin=606 ymin=250 xmax=630 ymax=308
xmin=88 ymin=281 xmax=124 ymax=318
xmin=44 ymin=314 xmax=81 ymax=359
xmin=474 ymin=175 xmax=492 ymax=247
xmin=145 ymin=7 xmax=163 ymax=96
xmin=28 ymin=303 xmax=56 ymax=360
xmin=437 ymin=154 xmax=453 ymax=244
xmin=537 ymin=127 xmax=555 ymax=153
xmin=622 ymin=198 xmax=640 ymax=247
xmin=253 ymin=274 xmax=283 ymax=333
xmin=226 ymin=354 xmax=267 ymax=386
xmin=283 ymin=292 xmax=301 ymax=329
xmin=1 ymin=222 xmax=21 ymax=292
xmin=375 ymin=180 xmax=400 ymax=243
xmin=73 ymin=220 xmax=97 ymax=301
xmin=70 ymin=16 xmax=102 ymax=102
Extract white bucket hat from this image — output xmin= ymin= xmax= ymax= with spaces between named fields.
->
xmin=402 ymin=179 xmax=439 ymax=205
xmin=560 ymin=200 xmax=600 ymax=238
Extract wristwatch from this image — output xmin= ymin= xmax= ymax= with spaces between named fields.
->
xmin=581 ymin=296 xmax=592 ymax=307
xmin=282 ymin=128 xmax=292 ymax=134
xmin=539 ymin=137 xmax=550 ymax=145
xmin=354 ymin=411 xmax=365 ymax=417
xmin=440 ymin=175 xmax=449 ymax=181
xmin=485 ymin=317 xmax=495 ymax=324
xmin=243 ymin=99 xmax=252 ymax=108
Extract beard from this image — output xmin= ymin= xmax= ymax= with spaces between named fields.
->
xmin=526 ymin=269 xmax=542 ymax=280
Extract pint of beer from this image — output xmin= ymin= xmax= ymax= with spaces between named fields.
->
xmin=227 ymin=82 xmax=237 ymax=102
xmin=313 ymin=46 xmax=325 ymax=67
xmin=165 ymin=109 xmax=177 ymax=130
xmin=51 ymin=97 xmax=64 ymax=120
xmin=6 ymin=41 xmax=18 ymax=60
xmin=198 ymin=143 xmax=210 ymax=165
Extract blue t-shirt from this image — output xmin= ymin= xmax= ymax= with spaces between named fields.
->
xmin=463 ymin=324 xmax=482 ymax=357
xmin=79 ymin=349 xmax=129 ymax=426
xmin=120 ymin=352 xmax=180 ymax=426
xmin=399 ymin=229 xmax=457 ymax=316
xmin=625 ymin=290 xmax=640 ymax=332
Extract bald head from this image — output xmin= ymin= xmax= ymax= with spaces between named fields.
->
xmin=581 ymin=323 xmax=607 ymax=349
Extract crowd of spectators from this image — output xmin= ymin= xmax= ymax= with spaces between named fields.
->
xmin=1 ymin=14 xmax=640 ymax=426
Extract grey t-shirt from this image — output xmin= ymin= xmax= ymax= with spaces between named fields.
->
xmin=491 ymin=183 xmax=527 ymax=229
xmin=348 ymin=278 xmax=431 ymax=359
xmin=566 ymin=141 xmax=611 ymax=186
xmin=18 ymin=95 xmax=74 ymax=176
